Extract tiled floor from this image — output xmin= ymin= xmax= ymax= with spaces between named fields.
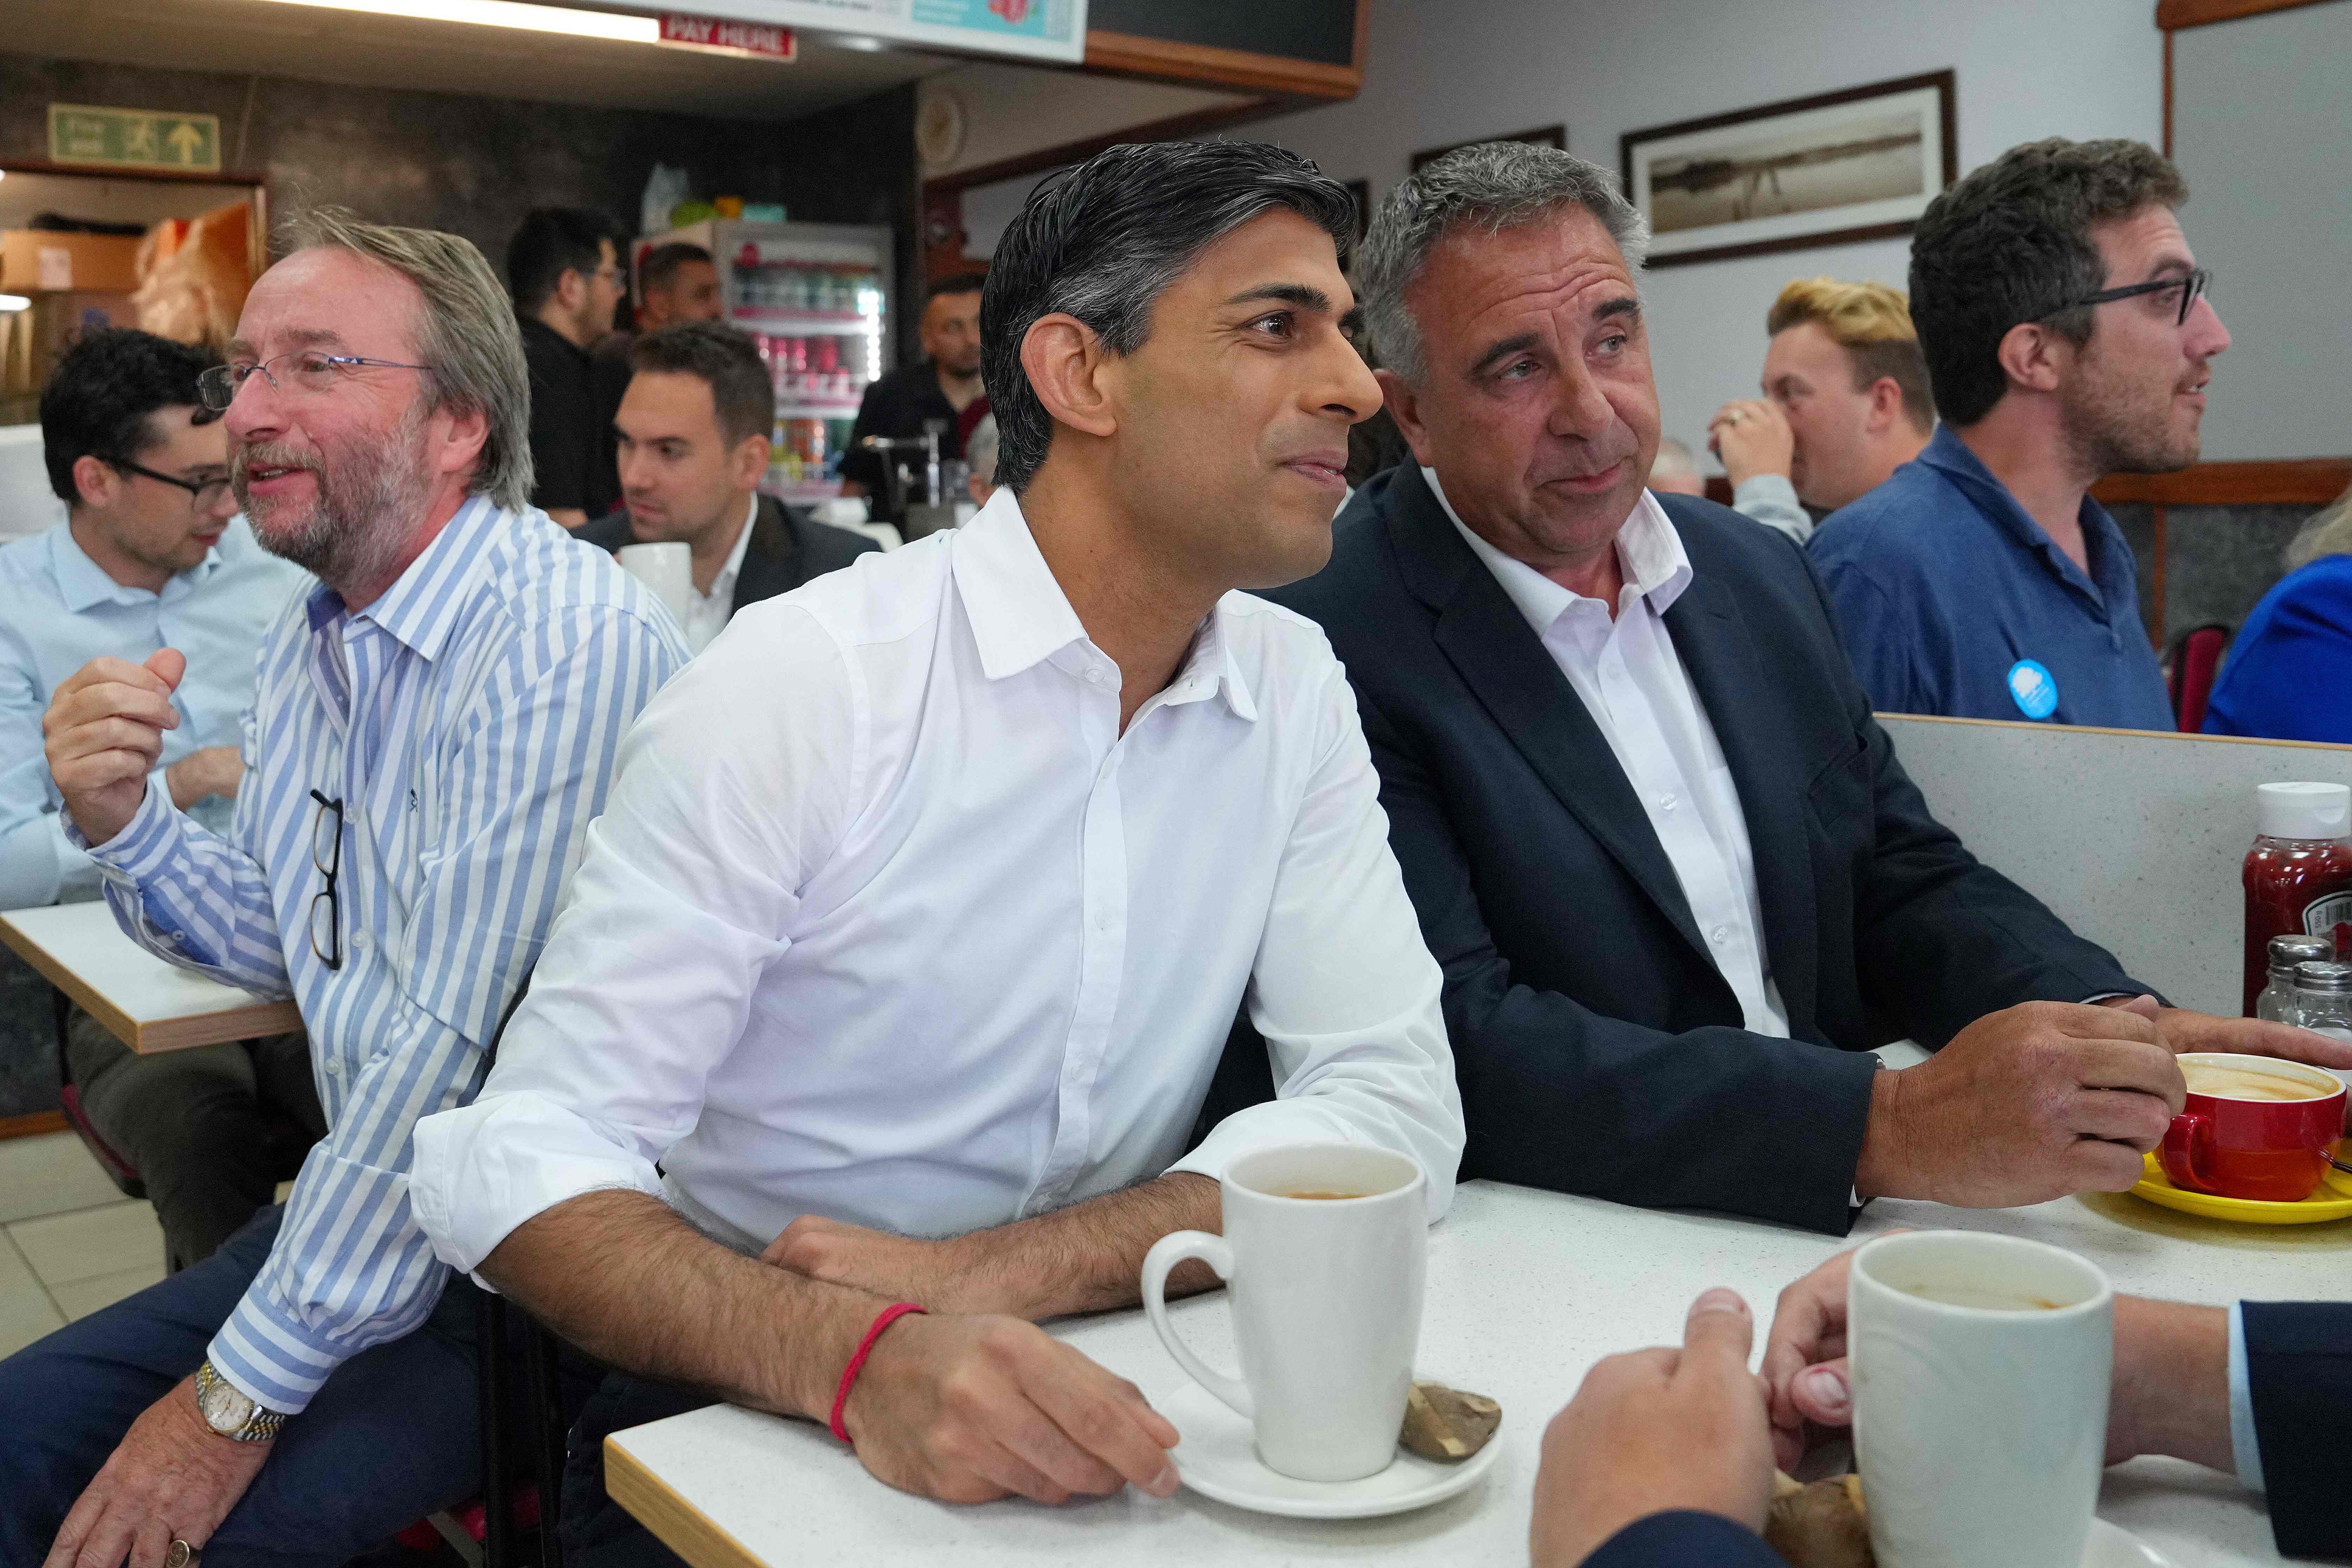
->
xmin=0 ymin=1132 xmax=166 ymax=1356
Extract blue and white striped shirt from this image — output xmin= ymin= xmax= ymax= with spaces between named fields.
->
xmin=78 ymin=497 xmax=685 ymax=1413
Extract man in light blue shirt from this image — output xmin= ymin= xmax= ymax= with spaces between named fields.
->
xmin=0 ymin=214 xmax=684 ymax=1564
xmin=1 ymin=328 xmax=318 ymax=1274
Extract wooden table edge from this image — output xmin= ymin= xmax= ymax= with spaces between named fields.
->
xmin=0 ymin=909 xmax=303 ymax=1054
xmin=606 ymin=1431 xmax=770 ymax=1568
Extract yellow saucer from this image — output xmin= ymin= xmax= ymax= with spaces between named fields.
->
xmin=2131 ymin=1153 xmax=2352 ymax=1224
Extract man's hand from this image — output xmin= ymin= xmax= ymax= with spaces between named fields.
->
xmin=764 ymin=1217 xmax=1008 ymax=1316
xmin=1854 ymin=1000 xmax=2184 ymax=1205
xmin=2099 ymin=993 xmax=2352 ymax=1074
xmin=1530 ymin=1289 xmax=1775 ymax=1568
xmin=165 ymin=745 xmax=245 ymax=811
xmin=843 ymin=1311 xmax=1180 ymax=1505
xmin=1763 ymin=1247 xmax=2235 ymax=1474
xmin=44 ymin=1375 xmax=270 ymax=1568
xmin=1706 ymin=399 xmax=1795 ymax=490
xmin=43 ymin=651 xmax=186 ymax=848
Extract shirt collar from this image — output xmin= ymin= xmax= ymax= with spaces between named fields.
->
xmin=949 ymin=487 xmax=1258 ymax=722
xmin=705 ymin=493 xmax=757 ymax=602
xmin=341 ymin=494 xmax=508 ymax=659
xmin=1913 ymin=424 xmax=2131 ymax=602
xmin=1422 ymin=466 xmax=1694 ymax=637
xmin=50 ymin=520 xmax=222 ymax=612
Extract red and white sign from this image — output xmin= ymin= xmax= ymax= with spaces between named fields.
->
xmin=659 ymin=13 xmax=797 ymax=60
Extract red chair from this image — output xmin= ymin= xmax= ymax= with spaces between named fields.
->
xmin=2166 ymin=622 xmax=2231 ymax=733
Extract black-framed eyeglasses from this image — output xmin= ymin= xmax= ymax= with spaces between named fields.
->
xmin=2047 ymin=267 xmax=2213 ymax=329
xmin=309 ymin=789 xmax=344 ymax=972
xmin=198 ymin=351 xmax=432 ymax=412
xmin=109 ymin=456 xmax=233 ymax=513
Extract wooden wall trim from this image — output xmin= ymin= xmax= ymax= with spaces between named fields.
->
xmin=0 ymin=1110 xmax=68 ymax=1142
xmin=1082 ymin=30 xmax=1361 ymax=99
xmin=923 ymin=96 xmax=1282 ymax=196
xmin=2157 ymin=0 xmax=2342 ymax=29
xmin=2091 ymin=458 xmax=2352 ymax=507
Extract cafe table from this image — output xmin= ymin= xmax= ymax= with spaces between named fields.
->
xmin=605 ymin=1168 xmax=2347 ymax=1567
xmin=0 ymin=899 xmax=302 ymax=1053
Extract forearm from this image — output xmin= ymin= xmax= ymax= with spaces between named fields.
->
xmin=946 ymin=1174 xmax=1223 ymax=1321
xmin=2111 ymin=1297 xmax=2232 ymax=1472
xmin=482 ymin=1187 xmax=878 ymax=1419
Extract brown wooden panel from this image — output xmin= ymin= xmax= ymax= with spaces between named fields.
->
xmin=605 ymin=1438 xmax=765 ymax=1568
xmin=2158 ymin=0 xmax=2343 ymax=29
xmin=923 ymin=97 xmax=1280 ymax=197
xmin=1083 ymin=30 xmax=1361 ymax=98
xmin=2090 ymin=458 xmax=2352 ymax=507
xmin=0 ymin=1110 xmax=69 ymax=1142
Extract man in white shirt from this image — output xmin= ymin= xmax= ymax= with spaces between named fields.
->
xmin=1268 ymin=140 xmax=2346 ymax=1238
xmin=409 ymin=138 xmax=1462 ymax=1542
xmin=579 ymin=320 xmax=876 ymax=651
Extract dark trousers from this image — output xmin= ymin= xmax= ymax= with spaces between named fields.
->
xmin=0 ymin=1205 xmax=601 ymax=1567
xmin=66 ymin=1009 xmax=326 ymax=1271
xmin=560 ymin=1374 xmax=713 ymax=1567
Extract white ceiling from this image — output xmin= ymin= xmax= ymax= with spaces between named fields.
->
xmin=11 ymin=0 xmax=961 ymax=121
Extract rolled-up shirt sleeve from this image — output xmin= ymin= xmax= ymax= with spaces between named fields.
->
xmin=412 ymin=607 xmax=855 ymax=1275
xmin=1167 ymin=658 xmax=1464 ymax=1219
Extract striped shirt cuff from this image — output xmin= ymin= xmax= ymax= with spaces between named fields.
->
xmin=2227 ymin=1301 xmax=2264 ymax=1494
xmin=208 ymin=1287 xmax=355 ymax=1415
xmin=72 ymin=777 xmax=185 ymax=885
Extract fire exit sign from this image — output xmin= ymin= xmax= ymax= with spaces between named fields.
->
xmin=48 ymin=104 xmax=223 ymax=174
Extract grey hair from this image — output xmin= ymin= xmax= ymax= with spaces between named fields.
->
xmin=280 ymin=206 xmax=535 ymax=510
xmin=1359 ymin=142 xmax=1649 ymax=385
xmin=2285 ymin=484 xmax=2352 ymax=572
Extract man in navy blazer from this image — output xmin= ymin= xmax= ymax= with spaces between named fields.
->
xmin=1262 ymin=142 xmax=2346 ymax=1235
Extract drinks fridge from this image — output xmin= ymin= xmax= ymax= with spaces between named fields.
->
xmin=632 ymin=219 xmax=894 ymax=507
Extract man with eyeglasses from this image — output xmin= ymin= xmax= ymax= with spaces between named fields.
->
xmin=1 ymin=327 xmax=317 ymax=1274
xmin=4 ymin=210 xmax=684 ymax=1566
xmin=509 ymin=205 xmax=629 ymax=529
xmin=1809 ymin=138 xmax=2227 ymax=727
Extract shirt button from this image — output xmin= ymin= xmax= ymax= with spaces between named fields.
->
xmin=352 ymin=931 xmax=371 ymax=952
xmin=1710 ymin=925 xmax=1732 ymax=946
xmin=1659 ymin=794 xmax=1678 ymax=813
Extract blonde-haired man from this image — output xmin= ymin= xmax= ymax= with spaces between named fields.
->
xmin=1707 ymin=277 xmax=1934 ymax=542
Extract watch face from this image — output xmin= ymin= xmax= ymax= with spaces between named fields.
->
xmin=199 ymin=1373 xmax=252 ymax=1431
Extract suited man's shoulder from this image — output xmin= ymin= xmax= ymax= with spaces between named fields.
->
xmin=777 ymin=499 xmax=882 ymax=573
xmin=574 ymin=508 xmax=633 ymax=554
xmin=1652 ymin=490 xmax=1818 ymax=591
xmin=1262 ymin=466 xmax=1425 ymax=628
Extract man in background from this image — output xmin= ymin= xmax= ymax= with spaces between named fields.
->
xmin=0 ymin=328 xmax=318 ymax=1272
xmin=841 ymin=273 xmax=984 ymax=524
xmin=1810 ymin=140 xmax=2224 ymax=726
xmin=581 ymin=320 xmax=876 ymax=653
xmin=510 ymin=205 xmax=627 ymax=527
xmin=592 ymin=241 xmax=726 ymax=510
xmin=1645 ymin=437 xmax=1705 ymax=498
xmin=1707 ymin=278 xmax=1933 ymax=545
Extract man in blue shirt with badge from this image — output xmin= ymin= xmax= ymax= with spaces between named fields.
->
xmin=1810 ymin=139 xmax=2228 ymax=728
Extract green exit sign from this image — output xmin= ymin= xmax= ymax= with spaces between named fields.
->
xmin=48 ymin=104 xmax=222 ymax=174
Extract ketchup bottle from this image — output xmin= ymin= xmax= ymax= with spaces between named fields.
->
xmin=2241 ymin=782 xmax=2352 ymax=1015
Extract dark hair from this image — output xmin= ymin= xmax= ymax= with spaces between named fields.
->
xmin=628 ymin=320 xmax=775 ymax=447
xmin=39 ymin=328 xmax=221 ymax=505
xmin=639 ymin=241 xmax=713 ymax=295
xmin=1908 ymin=138 xmax=2188 ymax=427
xmin=983 ymin=141 xmax=1355 ymax=493
xmin=506 ymin=206 xmax=625 ymax=312
xmin=926 ymin=272 xmax=985 ymax=302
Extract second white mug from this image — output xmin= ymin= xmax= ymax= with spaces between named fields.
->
xmin=1142 ymin=1143 xmax=1427 ymax=1482
xmin=616 ymin=540 xmax=693 ymax=626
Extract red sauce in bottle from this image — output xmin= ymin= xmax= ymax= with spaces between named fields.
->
xmin=2241 ymin=783 xmax=2352 ymax=1016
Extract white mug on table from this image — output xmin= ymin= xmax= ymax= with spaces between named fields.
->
xmin=617 ymin=541 xmax=693 ymax=626
xmin=1141 ymin=1143 xmax=1427 ymax=1482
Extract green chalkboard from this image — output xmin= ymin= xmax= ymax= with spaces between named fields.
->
xmin=1086 ymin=0 xmax=1357 ymax=66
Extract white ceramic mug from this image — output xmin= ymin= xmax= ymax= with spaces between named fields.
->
xmin=616 ymin=541 xmax=693 ymax=624
xmin=1849 ymin=1231 xmax=2114 ymax=1568
xmin=1141 ymin=1143 xmax=1426 ymax=1482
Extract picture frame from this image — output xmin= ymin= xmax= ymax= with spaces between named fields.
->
xmin=1621 ymin=70 xmax=1956 ymax=269
xmin=1410 ymin=124 xmax=1565 ymax=174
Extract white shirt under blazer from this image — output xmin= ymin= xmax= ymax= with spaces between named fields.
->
xmin=412 ymin=487 xmax=1463 ymax=1269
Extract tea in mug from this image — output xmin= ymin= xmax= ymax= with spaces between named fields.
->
xmin=1897 ymin=1282 xmax=2062 ymax=1310
xmin=1278 ymin=1189 xmax=1369 ymax=1200
xmin=2180 ymin=1063 xmax=2331 ymax=1102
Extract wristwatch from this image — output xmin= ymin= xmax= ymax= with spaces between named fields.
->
xmin=194 ymin=1360 xmax=287 ymax=1443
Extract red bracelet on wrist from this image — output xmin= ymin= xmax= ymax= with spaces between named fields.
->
xmin=829 ymin=1302 xmax=926 ymax=1444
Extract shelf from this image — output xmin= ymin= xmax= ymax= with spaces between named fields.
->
xmin=760 ymin=477 xmax=845 ymax=503
xmin=732 ymin=310 xmax=880 ymax=334
xmin=776 ymin=402 xmax=861 ymax=418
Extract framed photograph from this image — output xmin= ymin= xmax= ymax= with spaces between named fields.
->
xmin=1411 ymin=124 xmax=1565 ymax=174
xmin=1621 ymin=70 xmax=1956 ymax=268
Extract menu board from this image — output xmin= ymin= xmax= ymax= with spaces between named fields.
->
xmin=697 ymin=0 xmax=1087 ymax=63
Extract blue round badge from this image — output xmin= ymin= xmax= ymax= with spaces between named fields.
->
xmin=2007 ymin=659 xmax=2059 ymax=720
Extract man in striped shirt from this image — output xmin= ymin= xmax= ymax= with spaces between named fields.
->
xmin=3 ymin=208 xmax=685 ymax=1564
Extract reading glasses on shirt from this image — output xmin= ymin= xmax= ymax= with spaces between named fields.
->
xmin=2046 ymin=266 xmax=2212 ymax=328
xmin=198 ymin=350 xmax=432 ymax=411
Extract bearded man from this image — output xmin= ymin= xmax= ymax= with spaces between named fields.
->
xmin=1808 ymin=139 xmax=2225 ymax=726
xmin=3 ymin=207 xmax=685 ymax=1565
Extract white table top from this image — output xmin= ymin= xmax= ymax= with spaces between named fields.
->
xmin=0 ymin=899 xmax=301 ymax=1052
xmin=608 ymin=1175 xmax=2350 ymax=1568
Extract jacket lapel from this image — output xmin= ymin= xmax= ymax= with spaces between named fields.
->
xmin=1382 ymin=467 xmax=1707 ymax=959
xmin=727 ymin=496 xmax=799 ymax=618
xmin=1660 ymin=522 xmax=1821 ymax=1031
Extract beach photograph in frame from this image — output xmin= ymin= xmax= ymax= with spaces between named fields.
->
xmin=1622 ymin=71 xmax=1956 ymax=268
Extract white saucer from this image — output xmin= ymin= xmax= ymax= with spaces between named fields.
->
xmin=1156 ymin=1381 xmax=1503 ymax=1520
xmin=2086 ymin=1517 xmax=2175 ymax=1566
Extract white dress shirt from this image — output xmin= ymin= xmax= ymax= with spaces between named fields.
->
xmin=1427 ymin=468 xmax=1789 ymax=1038
xmin=680 ymin=495 xmax=756 ymax=655
xmin=411 ymin=487 xmax=1461 ymax=1271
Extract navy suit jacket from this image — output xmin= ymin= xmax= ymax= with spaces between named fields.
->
xmin=577 ymin=494 xmax=877 ymax=620
xmin=1260 ymin=467 xmax=2151 ymax=1233
xmin=2246 ymin=1301 xmax=2352 ymax=1556
xmin=1583 ymin=1511 xmax=1787 ymax=1567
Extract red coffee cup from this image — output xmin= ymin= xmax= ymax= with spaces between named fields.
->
xmin=2160 ymin=1052 xmax=2349 ymax=1203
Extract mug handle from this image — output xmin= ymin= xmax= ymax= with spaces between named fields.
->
xmin=2161 ymin=1112 xmax=2218 ymax=1193
xmin=1142 ymin=1231 xmax=1252 ymax=1418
